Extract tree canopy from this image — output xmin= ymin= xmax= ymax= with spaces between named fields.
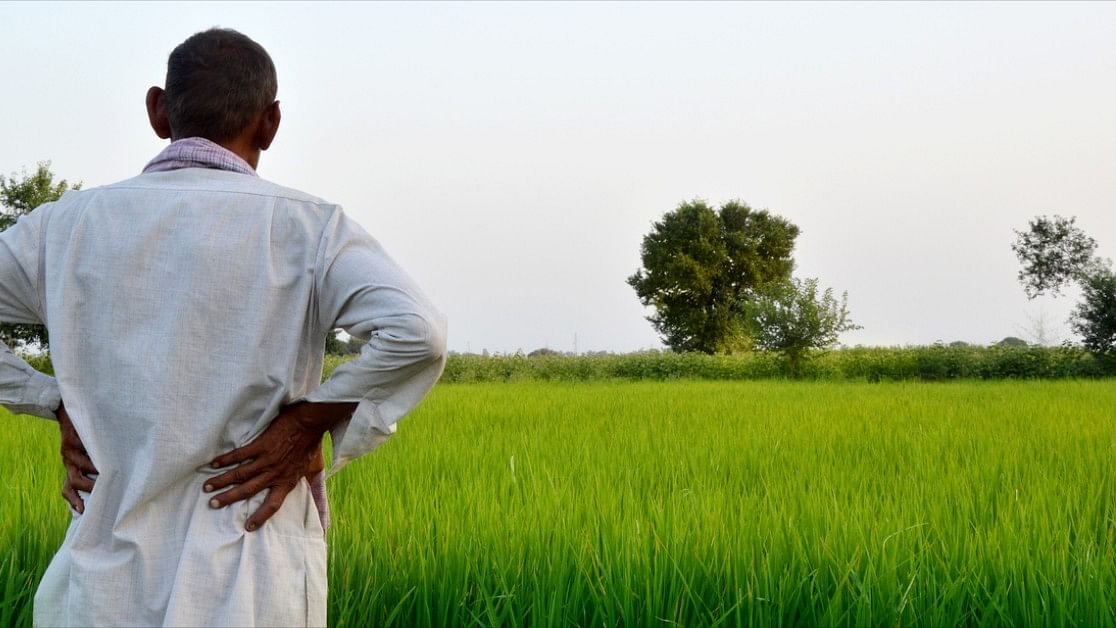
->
xmin=627 ymin=200 xmax=799 ymax=354
xmin=1011 ymin=215 xmax=1097 ymax=298
xmin=1012 ymin=214 xmax=1114 ymax=355
xmin=0 ymin=162 xmax=81 ymax=350
xmin=0 ymin=162 xmax=80 ymax=231
xmin=1072 ymin=268 xmax=1116 ymax=356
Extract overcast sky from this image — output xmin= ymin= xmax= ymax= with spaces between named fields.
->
xmin=2 ymin=2 xmax=1113 ymax=353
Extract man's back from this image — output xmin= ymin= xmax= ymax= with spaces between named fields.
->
xmin=0 ymin=163 xmax=448 ymax=626
xmin=27 ymin=168 xmax=335 ymax=624
xmin=46 ymin=168 xmax=334 ymax=485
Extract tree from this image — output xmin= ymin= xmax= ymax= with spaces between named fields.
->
xmin=1071 ymin=268 xmax=1116 ymax=355
xmin=627 ymin=199 xmax=799 ymax=354
xmin=325 ymin=330 xmax=346 ymax=355
xmin=743 ymin=277 xmax=860 ymax=375
xmin=0 ymin=162 xmax=81 ymax=350
xmin=1011 ymin=215 xmax=1097 ymax=298
xmin=1012 ymin=214 xmax=1114 ymax=355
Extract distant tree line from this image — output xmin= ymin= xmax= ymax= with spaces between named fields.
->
xmin=428 ymin=346 xmax=1116 ymax=383
xmin=625 ymin=199 xmax=1114 ymax=372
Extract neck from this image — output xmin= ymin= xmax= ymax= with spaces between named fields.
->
xmin=218 ymin=137 xmax=260 ymax=170
xmin=169 ymin=135 xmax=259 ymax=170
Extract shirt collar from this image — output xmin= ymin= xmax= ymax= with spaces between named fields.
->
xmin=142 ymin=137 xmax=258 ymax=177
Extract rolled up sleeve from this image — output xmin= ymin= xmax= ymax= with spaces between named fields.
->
xmin=305 ymin=209 xmax=447 ymax=472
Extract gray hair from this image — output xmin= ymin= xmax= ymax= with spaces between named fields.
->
xmin=164 ymin=28 xmax=277 ymax=143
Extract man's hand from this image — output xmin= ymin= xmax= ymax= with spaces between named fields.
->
xmin=204 ymin=401 xmax=353 ymax=532
xmin=58 ymin=403 xmax=98 ymax=514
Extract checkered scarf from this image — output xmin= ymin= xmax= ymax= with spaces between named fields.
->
xmin=143 ymin=137 xmax=258 ymax=177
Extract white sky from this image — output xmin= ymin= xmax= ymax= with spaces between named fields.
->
xmin=2 ymin=1 xmax=1113 ymax=353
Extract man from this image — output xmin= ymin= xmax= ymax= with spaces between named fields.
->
xmin=0 ymin=28 xmax=446 ymax=626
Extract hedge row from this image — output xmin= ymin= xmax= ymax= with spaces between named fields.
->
xmin=431 ymin=346 xmax=1115 ymax=383
xmin=24 ymin=346 xmax=1116 ymax=385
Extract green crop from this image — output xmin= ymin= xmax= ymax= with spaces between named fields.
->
xmin=3 ymin=380 xmax=1115 ymax=626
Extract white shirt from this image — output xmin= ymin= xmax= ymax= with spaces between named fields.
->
xmin=0 ymin=166 xmax=447 ymax=626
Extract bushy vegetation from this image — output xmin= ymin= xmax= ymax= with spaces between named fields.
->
xmin=401 ymin=345 xmax=1114 ymax=384
xmin=627 ymin=199 xmax=800 ymax=354
xmin=4 ymin=381 xmax=1115 ymax=626
xmin=22 ymin=345 xmax=1112 ymax=392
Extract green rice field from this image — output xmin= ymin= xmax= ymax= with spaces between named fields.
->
xmin=2 ymin=380 xmax=1115 ymax=626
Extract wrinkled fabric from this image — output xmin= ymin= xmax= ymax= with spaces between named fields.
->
xmin=142 ymin=136 xmax=258 ymax=177
xmin=146 ymin=138 xmax=346 ymax=526
xmin=0 ymin=164 xmax=446 ymax=627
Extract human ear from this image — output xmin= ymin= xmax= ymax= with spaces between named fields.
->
xmin=256 ymin=101 xmax=281 ymax=151
xmin=145 ymin=86 xmax=173 ymax=140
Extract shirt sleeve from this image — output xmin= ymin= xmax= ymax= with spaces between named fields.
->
xmin=305 ymin=209 xmax=447 ymax=473
xmin=0 ymin=211 xmax=61 ymax=420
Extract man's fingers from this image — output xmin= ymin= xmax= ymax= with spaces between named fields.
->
xmin=63 ymin=449 xmax=98 ymax=475
xmin=204 ymin=408 xmax=330 ymax=531
xmin=67 ymin=468 xmax=95 ymax=493
xmin=208 ymin=474 xmax=272 ymax=509
xmin=204 ymin=460 xmax=264 ymax=493
xmin=61 ymin=482 xmax=85 ymax=514
xmin=210 ymin=441 xmax=261 ymax=469
xmin=245 ymin=484 xmax=294 ymax=532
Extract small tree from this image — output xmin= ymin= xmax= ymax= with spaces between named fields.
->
xmin=1012 ymin=214 xmax=1113 ymax=355
xmin=627 ymin=199 xmax=799 ymax=354
xmin=528 ymin=347 xmax=560 ymax=358
xmin=0 ymin=162 xmax=82 ymax=350
xmin=1071 ymin=268 xmax=1116 ymax=355
xmin=744 ymin=277 xmax=860 ymax=375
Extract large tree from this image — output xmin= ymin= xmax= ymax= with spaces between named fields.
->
xmin=1012 ymin=214 xmax=1114 ymax=355
xmin=628 ymin=199 xmax=799 ymax=353
xmin=744 ymin=277 xmax=859 ymax=375
xmin=0 ymin=162 xmax=81 ymax=349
